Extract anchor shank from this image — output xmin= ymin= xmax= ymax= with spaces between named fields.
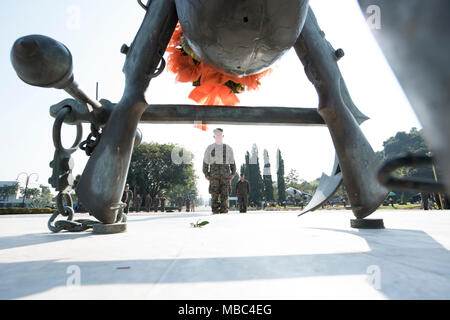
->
xmin=294 ymin=7 xmax=388 ymax=218
xmin=75 ymin=0 xmax=178 ymax=223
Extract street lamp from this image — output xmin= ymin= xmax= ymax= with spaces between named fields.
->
xmin=16 ymin=172 xmax=39 ymax=207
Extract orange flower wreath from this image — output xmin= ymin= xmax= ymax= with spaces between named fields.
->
xmin=166 ymin=24 xmax=271 ymax=130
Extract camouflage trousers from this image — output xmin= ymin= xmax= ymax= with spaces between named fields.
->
xmin=209 ymin=176 xmax=231 ymax=213
xmin=124 ymin=201 xmax=131 ymax=214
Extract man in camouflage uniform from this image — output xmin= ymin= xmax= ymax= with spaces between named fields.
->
xmin=135 ymin=193 xmax=142 ymax=212
xmin=145 ymin=193 xmax=152 ymax=212
xmin=160 ymin=193 xmax=166 ymax=212
xmin=122 ymin=184 xmax=133 ymax=214
xmin=235 ymin=173 xmax=250 ymax=213
xmin=203 ymin=128 xmax=236 ymax=214
xmin=185 ymin=197 xmax=191 ymax=212
xmin=177 ymin=194 xmax=184 ymax=212
xmin=153 ymin=194 xmax=160 ymax=212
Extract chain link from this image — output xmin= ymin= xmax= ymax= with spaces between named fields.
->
xmin=48 ymin=107 xmax=101 ymax=233
xmin=79 ymin=124 xmax=102 ymax=156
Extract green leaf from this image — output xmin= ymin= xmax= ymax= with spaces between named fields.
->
xmin=198 ymin=221 xmax=209 ymax=227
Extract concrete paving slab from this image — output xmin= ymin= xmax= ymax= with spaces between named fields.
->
xmin=1 ymin=209 xmax=450 ymax=299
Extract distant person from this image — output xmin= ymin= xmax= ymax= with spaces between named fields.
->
xmin=421 ymin=192 xmax=429 ymax=210
xmin=190 ymin=199 xmax=195 ymax=212
xmin=122 ymin=184 xmax=133 ymax=214
xmin=388 ymin=197 xmax=395 ymax=208
xmin=145 ymin=193 xmax=152 ymax=212
xmin=235 ymin=173 xmax=250 ymax=213
xmin=135 ymin=194 xmax=142 ymax=212
xmin=177 ymin=194 xmax=184 ymax=212
xmin=153 ymin=194 xmax=160 ymax=212
xmin=444 ymin=194 xmax=450 ymax=209
xmin=160 ymin=194 xmax=166 ymax=212
xmin=185 ymin=197 xmax=191 ymax=212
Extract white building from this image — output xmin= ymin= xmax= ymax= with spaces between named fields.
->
xmin=0 ymin=181 xmax=30 ymax=206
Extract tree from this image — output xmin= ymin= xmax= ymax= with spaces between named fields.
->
xmin=376 ymin=127 xmax=434 ymax=202
xmin=30 ymin=185 xmax=55 ymax=208
xmin=230 ymin=172 xmax=240 ymax=197
xmin=21 ymin=187 xmax=40 ymax=200
xmin=276 ymin=149 xmax=286 ymax=203
xmin=263 ymin=149 xmax=274 ymax=201
xmin=0 ymin=182 xmax=19 ymax=198
xmin=285 ymin=169 xmax=300 ymax=187
xmin=242 ymin=154 xmax=250 ymax=180
xmin=248 ymin=144 xmax=264 ymax=206
xmin=297 ymin=178 xmax=320 ymax=195
xmin=166 ymin=181 xmax=198 ymax=205
xmin=126 ymin=142 xmax=198 ymax=199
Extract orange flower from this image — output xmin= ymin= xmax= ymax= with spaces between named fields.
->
xmin=189 ymin=84 xmax=240 ymax=106
xmin=166 ymin=23 xmax=271 ymax=130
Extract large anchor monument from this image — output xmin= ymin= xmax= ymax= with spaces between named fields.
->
xmin=10 ymin=0 xmax=391 ymax=233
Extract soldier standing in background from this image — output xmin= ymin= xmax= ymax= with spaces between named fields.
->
xmin=185 ymin=197 xmax=191 ymax=212
xmin=421 ymin=192 xmax=429 ymax=210
xmin=122 ymin=184 xmax=133 ymax=214
xmin=135 ymin=194 xmax=142 ymax=212
xmin=235 ymin=173 xmax=250 ymax=213
xmin=177 ymin=194 xmax=183 ymax=212
xmin=153 ymin=194 xmax=159 ymax=212
xmin=160 ymin=194 xmax=166 ymax=212
xmin=203 ymin=128 xmax=236 ymax=214
xmin=145 ymin=193 xmax=152 ymax=212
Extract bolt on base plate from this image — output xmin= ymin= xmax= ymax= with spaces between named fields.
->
xmin=93 ymin=222 xmax=127 ymax=234
xmin=350 ymin=219 xmax=385 ymax=229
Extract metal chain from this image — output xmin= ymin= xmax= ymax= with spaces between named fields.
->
xmin=79 ymin=124 xmax=102 ymax=156
xmin=48 ymin=107 xmax=100 ymax=233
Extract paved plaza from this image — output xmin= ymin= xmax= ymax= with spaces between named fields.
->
xmin=1 ymin=209 xmax=450 ymax=299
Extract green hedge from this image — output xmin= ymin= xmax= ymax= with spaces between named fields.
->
xmin=0 ymin=208 xmax=55 ymax=215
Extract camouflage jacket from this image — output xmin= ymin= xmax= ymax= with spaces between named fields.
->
xmin=122 ymin=190 xmax=133 ymax=203
xmin=203 ymin=143 xmax=236 ymax=178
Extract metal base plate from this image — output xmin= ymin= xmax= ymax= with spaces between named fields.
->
xmin=93 ymin=222 xmax=127 ymax=234
xmin=350 ymin=219 xmax=385 ymax=229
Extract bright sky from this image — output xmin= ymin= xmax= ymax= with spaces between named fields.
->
xmin=0 ymin=0 xmax=421 ymax=200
